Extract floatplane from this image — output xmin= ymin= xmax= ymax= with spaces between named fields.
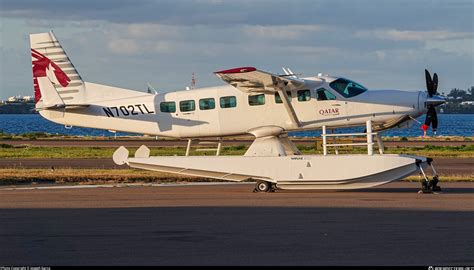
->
xmin=30 ymin=31 xmax=446 ymax=192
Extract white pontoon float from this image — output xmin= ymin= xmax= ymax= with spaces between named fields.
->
xmin=113 ymin=120 xmax=441 ymax=192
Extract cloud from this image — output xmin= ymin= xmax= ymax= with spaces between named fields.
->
xmin=375 ymin=50 xmax=386 ymax=60
xmin=425 ymin=38 xmax=474 ymax=56
xmin=1 ymin=0 xmax=473 ymax=99
xmin=107 ymin=38 xmax=140 ymax=54
xmin=242 ymin=25 xmax=323 ymax=40
xmin=1 ymin=0 xmax=472 ymax=32
xmin=356 ymin=29 xmax=473 ymax=42
xmin=101 ymin=23 xmax=239 ymax=56
xmin=127 ymin=24 xmax=181 ymax=38
xmin=107 ymin=38 xmax=174 ymax=55
xmin=370 ymin=48 xmax=425 ymax=62
xmin=266 ymin=45 xmax=344 ymax=55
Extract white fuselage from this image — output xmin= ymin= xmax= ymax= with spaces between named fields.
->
xmin=40 ymin=75 xmax=426 ymax=138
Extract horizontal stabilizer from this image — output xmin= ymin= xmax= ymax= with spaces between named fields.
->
xmin=35 ymin=76 xmax=90 ymax=110
xmin=36 ymin=76 xmax=64 ymax=107
xmin=35 ymin=104 xmax=90 ymax=111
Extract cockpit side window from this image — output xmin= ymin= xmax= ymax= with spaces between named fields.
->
xmin=329 ymin=78 xmax=367 ymax=98
xmin=316 ymin=88 xmax=337 ymax=101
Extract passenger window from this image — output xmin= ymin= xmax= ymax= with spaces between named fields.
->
xmin=179 ymin=100 xmax=195 ymax=112
xmin=160 ymin=101 xmax=176 ymax=113
xmin=248 ymin=94 xmax=265 ymax=106
xmin=297 ymin=89 xmax=311 ymax=102
xmin=199 ymin=98 xmax=215 ymax=110
xmin=316 ymin=88 xmax=337 ymax=101
xmin=220 ymin=96 xmax=237 ymax=108
xmin=275 ymin=91 xmax=292 ymax=103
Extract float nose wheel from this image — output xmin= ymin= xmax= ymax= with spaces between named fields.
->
xmin=418 ymin=158 xmax=442 ymax=194
xmin=254 ymin=180 xmax=273 ymax=192
xmin=430 ymin=175 xmax=441 ymax=192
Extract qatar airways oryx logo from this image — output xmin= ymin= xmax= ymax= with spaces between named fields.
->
xmin=31 ymin=48 xmax=70 ymax=86
xmin=318 ymin=108 xmax=340 ymax=116
xmin=31 ymin=48 xmax=70 ymax=102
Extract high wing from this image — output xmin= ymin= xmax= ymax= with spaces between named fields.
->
xmin=215 ymin=67 xmax=304 ymax=128
xmin=214 ymin=67 xmax=306 ymax=93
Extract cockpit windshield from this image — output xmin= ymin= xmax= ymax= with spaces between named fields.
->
xmin=329 ymin=78 xmax=367 ymax=98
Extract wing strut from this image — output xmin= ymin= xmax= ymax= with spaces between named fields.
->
xmin=273 ymin=77 xmax=301 ymax=128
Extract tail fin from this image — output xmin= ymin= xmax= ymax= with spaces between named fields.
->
xmin=30 ymin=31 xmax=86 ymax=108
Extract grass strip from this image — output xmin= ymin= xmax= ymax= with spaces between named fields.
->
xmin=1 ymin=144 xmax=473 ymax=158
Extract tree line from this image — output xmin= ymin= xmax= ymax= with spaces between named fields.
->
xmin=440 ymin=86 xmax=474 ymax=114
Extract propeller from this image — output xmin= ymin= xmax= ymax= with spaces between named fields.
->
xmin=424 ymin=69 xmax=440 ymax=133
xmin=424 ymin=69 xmax=438 ymax=97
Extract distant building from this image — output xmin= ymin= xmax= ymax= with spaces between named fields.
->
xmin=4 ymin=95 xmax=34 ymax=103
xmin=0 ymin=95 xmax=36 ymax=114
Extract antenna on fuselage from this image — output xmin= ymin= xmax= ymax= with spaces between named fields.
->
xmin=281 ymin=67 xmax=299 ymax=79
xmin=147 ymin=83 xmax=158 ymax=94
xmin=186 ymin=72 xmax=196 ymax=90
xmin=191 ymin=72 xmax=196 ymax=89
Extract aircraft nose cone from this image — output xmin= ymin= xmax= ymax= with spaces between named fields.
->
xmin=425 ymin=95 xmax=446 ymax=107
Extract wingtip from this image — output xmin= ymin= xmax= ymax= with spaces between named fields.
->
xmin=214 ymin=67 xmax=256 ymax=74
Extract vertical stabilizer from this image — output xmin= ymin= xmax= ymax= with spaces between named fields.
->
xmin=30 ymin=31 xmax=86 ymax=107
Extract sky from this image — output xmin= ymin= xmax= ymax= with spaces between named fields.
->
xmin=0 ymin=0 xmax=473 ymax=99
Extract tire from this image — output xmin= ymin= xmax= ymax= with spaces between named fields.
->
xmin=255 ymin=181 xmax=270 ymax=192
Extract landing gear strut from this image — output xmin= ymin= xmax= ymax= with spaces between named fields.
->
xmin=417 ymin=158 xmax=441 ymax=193
xmin=253 ymin=180 xmax=277 ymax=192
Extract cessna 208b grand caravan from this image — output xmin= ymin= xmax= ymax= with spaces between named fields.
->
xmin=30 ymin=31 xmax=446 ymax=192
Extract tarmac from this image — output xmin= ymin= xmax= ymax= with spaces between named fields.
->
xmin=0 ymin=138 xmax=472 ymax=265
xmin=0 ymin=182 xmax=473 ymax=266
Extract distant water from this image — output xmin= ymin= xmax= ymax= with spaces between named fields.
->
xmin=291 ymin=114 xmax=473 ymax=137
xmin=0 ymin=114 xmax=472 ymax=137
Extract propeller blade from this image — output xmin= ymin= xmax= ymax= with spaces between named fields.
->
xmin=425 ymin=69 xmax=433 ymax=97
xmin=433 ymin=73 xmax=438 ymax=95
xmin=425 ymin=69 xmax=434 ymax=97
xmin=425 ymin=105 xmax=438 ymax=132
xmin=432 ymin=108 xmax=438 ymax=131
xmin=425 ymin=112 xmax=432 ymax=126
